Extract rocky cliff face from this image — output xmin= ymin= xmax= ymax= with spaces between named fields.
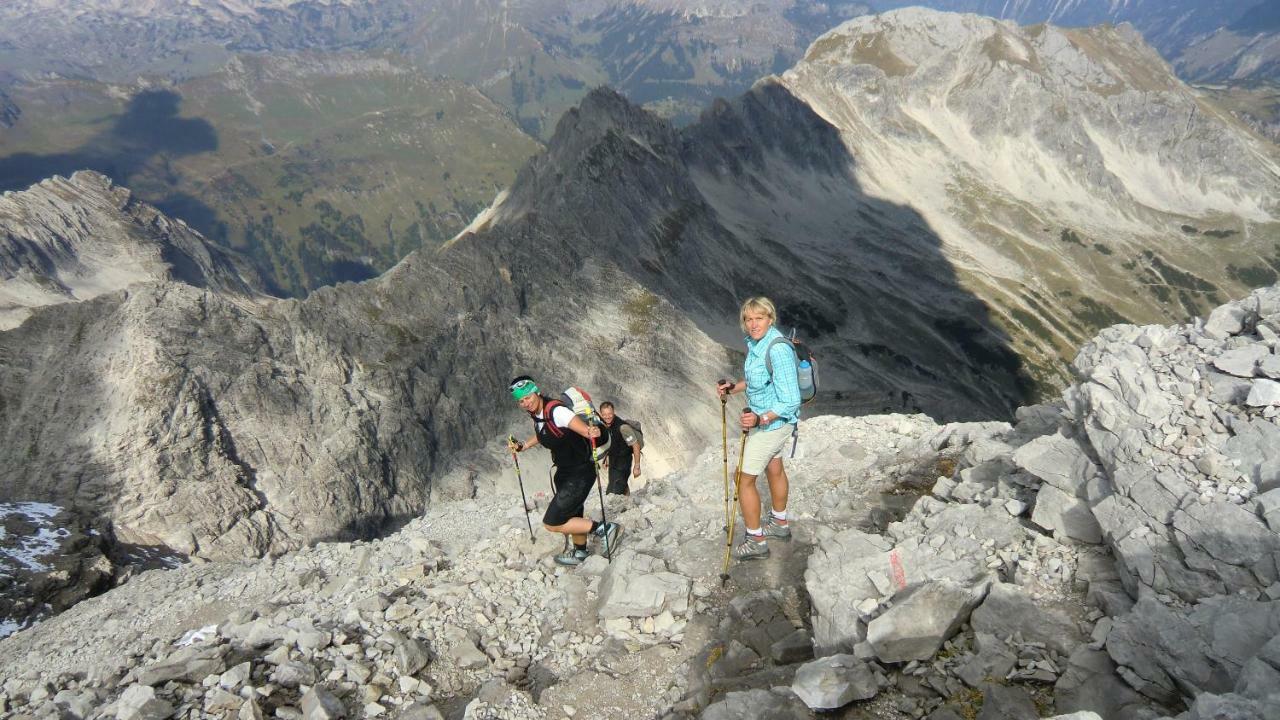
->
xmin=775 ymin=8 xmax=1280 ymax=391
xmin=0 ymin=171 xmax=265 ymax=330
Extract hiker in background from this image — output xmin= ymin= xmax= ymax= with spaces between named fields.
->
xmin=599 ymin=401 xmax=641 ymax=496
xmin=716 ymin=297 xmax=800 ymax=561
xmin=508 ymin=376 xmax=621 ymax=566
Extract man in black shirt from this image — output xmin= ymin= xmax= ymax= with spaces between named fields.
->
xmin=599 ymin=401 xmax=641 ymax=496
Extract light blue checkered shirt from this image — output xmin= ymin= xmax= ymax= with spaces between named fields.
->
xmin=743 ymin=326 xmax=801 ymax=431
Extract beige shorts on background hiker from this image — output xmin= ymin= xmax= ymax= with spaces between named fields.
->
xmin=740 ymin=424 xmax=793 ymax=476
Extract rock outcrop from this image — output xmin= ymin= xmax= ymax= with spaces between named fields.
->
xmin=0 ymin=171 xmax=265 ymax=330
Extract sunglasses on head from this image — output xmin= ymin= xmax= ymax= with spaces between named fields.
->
xmin=510 ymin=379 xmax=534 ymax=391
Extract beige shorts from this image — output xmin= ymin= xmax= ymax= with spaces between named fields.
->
xmin=740 ymin=424 xmax=794 ymax=476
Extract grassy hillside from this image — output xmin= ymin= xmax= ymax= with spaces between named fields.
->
xmin=0 ymin=53 xmax=541 ymax=296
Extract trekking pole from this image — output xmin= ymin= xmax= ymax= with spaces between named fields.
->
xmin=591 ymin=432 xmax=613 ymax=562
xmin=720 ymin=410 xmax=750 ymax=586
xmin=508 ymin=436 xmax=535 ymax=543
xmin=718 ymin=381 xmax=730 ymax=540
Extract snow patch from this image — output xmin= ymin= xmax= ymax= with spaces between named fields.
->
xmin=176 ymin=624 xmax=219 ymax=647
xmin=0 ymin=501 xmax=69 ymax=573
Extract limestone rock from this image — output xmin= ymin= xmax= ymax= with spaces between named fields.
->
xmin=970 ymin=583 xmax=1084 ymax=655
xmin=1054 ymin=647 xmax=1151 ymax=720
xmin=115 ymin=685 xmax=174 ymax=720
xmin=790 ymin=654 xmax=880 ymax=710
xmin=1012 ymin=432 xmax=1096 ymax=497
xmin=1214 ymin=346 xmax=1269 ymax=377
xmin=1031 ymin=485 xmax=1103 ymax=544
xmin=1225 ymin=420 xmax=1280 ymax=492
xmin=1205 ymin=304 xmax=1248 ymax=338
xmin=1247 ymin=379 xmax=1280 ymax=407
xmin=598 ymin=551 xmax=690 ymax=619
xmin=867 ymin=579 xmax=989 ymax=663
xmin=975 ymin=683 xmax=1038 ymax=720
xmin=136 ymin=644 xmax=226 ymax=686
xmin=701 ymin=688 xmax=809 ymax=720
xmin=300 ymin=685 xmax=346 ymax=720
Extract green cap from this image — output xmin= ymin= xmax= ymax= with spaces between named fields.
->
xmin=509 ymin=376 xmax=539 ymax=401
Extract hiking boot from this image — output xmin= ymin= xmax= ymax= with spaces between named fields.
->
xmin=554 ymin=547 xmax=589 ymax=566
xmin=593 ymin=522 xmax=623 ymax=555
xmin=763 ymin=517 xmax=792 ymax=540
xmin=734 ymin=537 xmax=770 ymax=561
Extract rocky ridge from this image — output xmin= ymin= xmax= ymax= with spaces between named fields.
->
xmin=773 ymin=8 xmax=1280 ymax=390
xmin=0 ymin=171 xmax=265 ymax=330
xmin=2 ymin=285 xmax=1278 ymax=719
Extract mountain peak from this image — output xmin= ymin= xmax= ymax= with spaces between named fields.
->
xmin=805 ymin=7 xmax=1180 ymax=96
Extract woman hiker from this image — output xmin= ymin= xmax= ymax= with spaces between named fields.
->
xmin=507 ymin=376 xmax=622 ymax=565
xmin=716 ymin=297 xmax=801 ymax=560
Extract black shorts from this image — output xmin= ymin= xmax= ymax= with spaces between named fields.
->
xmin=544 ymin=463 xmax=597 ymax=527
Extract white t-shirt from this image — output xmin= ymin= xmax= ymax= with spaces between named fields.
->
xmin=534 ymin=404 xmax=576 ymax=433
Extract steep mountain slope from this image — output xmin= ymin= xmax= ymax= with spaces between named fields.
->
xmin=0 ymin=171 xmax=264 ymax=330
xmin=767 ymin=8 xmax=1280 ymax=390
xmin=0 ymin=151 xmax=734 ymax=561
xmin=0 ymin=55 xmax=541 ymax=296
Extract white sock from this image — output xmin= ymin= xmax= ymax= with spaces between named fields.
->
xmin=771 ymin=509 xmax=788 ymax=521
xmin=746 ymin=527 xmax=764 ymax=538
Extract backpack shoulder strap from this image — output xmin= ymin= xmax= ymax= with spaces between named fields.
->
xmin=539 ymin=398 xmax=566 ymax=437
xmin=763 ymin=336 xmax=794 ymax=378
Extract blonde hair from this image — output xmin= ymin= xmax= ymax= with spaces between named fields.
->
xmin=739 ymin=296 xmax=777 ymax=332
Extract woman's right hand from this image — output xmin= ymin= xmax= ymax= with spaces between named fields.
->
xmin=716 ymin=379 xmax=734 ymax=400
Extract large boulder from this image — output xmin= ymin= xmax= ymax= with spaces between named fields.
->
xmin=866 ymin=578 xmax=989 ymax=663
xmin=1031 ymin=485 xmax=1102 ymax=544
xmin=598 ymin=551 xmax=690 ymax=619
xmin=807 ymin=503 xmax=1013 ymax=653
xmin=700 ymin=688 xmax=809 ymax=720
xmin=790 ymin=655 xmax=880 ymax=710
xmin=135 ymin=645 xmax=227 ymax=686
xmin=1224 ymin=420 xmax=1280 ymax=492
xmin=970 ymin=583 xmax=1083 ymax=655
xmin=1012 ymin=432 xmax=1097 ymax=497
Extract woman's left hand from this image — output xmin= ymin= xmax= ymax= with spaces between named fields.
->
xmin=740 ymin=411 xmax=759 ymax=430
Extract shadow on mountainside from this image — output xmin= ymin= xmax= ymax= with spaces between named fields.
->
xmin=0 ymin=89 xmax=225 ymax=241
xmin=483 ymin=85 xmax=1036 ymax=421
